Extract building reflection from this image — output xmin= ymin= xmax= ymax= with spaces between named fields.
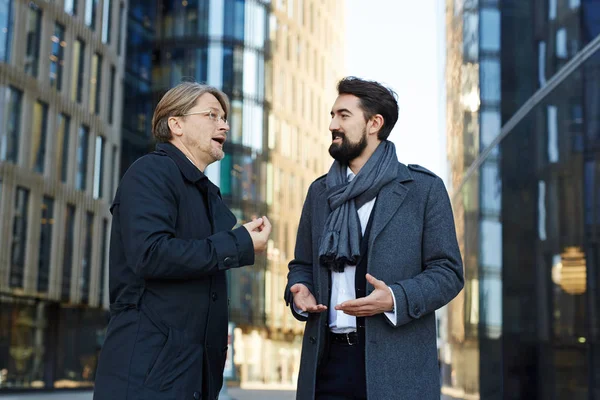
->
xmin=444 ymin=0 xmax=600 ymax=398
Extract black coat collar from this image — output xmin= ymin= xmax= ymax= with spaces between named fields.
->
xmin=155 ymin=142 xmax=220 ymax=195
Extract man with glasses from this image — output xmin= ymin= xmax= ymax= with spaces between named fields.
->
xmin=94 ymin=82 xmax=271 ymax=400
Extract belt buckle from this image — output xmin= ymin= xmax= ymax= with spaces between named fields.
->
xmin=346 ymin=332 xmax=354 ymax=346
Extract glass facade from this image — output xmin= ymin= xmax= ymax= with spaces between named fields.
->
xmin=120 ymin=0 xmax=282 ymax=386
xmin=444 ymin=0 xmax=600 ymax=398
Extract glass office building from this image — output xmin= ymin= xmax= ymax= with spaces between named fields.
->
xmin=123 ymin=0 xmax=267 ymax=387
xmin=444 ymin=0 xmax=600 ymax=398
xmin=121 ymin=0 xmax=345 ymax=387
xmin=0 ymin=0 xmax=126 ymax=393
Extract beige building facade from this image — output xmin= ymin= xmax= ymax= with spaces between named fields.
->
xmin=0 ymin=0 xmax=126 ymax=391
xmin=232 ymin=0 xmax=346 ymax=388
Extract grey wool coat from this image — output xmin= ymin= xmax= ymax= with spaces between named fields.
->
xmin=284 ymin=161 xmax=464 ymax=400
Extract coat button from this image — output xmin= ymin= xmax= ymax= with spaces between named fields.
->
xmin=193 ymin=391 xmax=201 ymax=399
xmin=223 ymin=256 xmax=234 ymax=267
xmin=309 ymin=336 xmax=316 ymax=344
xmin=212 ymin=292 xmax=218 ymax=301
xmin=413 ymin=306 xmax=419 ymax=315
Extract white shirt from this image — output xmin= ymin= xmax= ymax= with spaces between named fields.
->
xmin=295 ymin=169 xmax=398 ymax=331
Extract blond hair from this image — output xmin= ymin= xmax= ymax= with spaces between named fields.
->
xmin=152 ymin=82 xmax=230 ymax=142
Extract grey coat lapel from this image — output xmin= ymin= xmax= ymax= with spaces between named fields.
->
xmin=369 ymin=162 xmax=413 ymax=246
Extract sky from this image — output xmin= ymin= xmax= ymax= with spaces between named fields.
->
xmin=344 ymin=0 xmax=448 ymax=183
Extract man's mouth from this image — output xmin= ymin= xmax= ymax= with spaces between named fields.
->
xmin=332 ymin=132 xmax=344 ymax=142
xmin=212 ymin=136 xmax=226 ymax=146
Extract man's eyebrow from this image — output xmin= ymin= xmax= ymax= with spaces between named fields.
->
xmin=330 ymin=108 xmax=353 ymax=116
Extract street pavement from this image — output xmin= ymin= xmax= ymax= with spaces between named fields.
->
xmin=0 ymin=388 xmax=296 ymax=400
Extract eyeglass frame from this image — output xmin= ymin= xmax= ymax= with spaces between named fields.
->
xmin=182 ymin=109 xmax=228 ymax=125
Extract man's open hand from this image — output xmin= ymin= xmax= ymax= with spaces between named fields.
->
xmin=335 ymin=274 xmax=393 ymax=317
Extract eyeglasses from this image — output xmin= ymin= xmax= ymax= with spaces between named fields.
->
xmin=182 ymin=109 xmax=228 ymax=125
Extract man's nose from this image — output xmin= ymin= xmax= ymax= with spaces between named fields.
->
xmin=329 ymin=117 xmax=339 ymax=131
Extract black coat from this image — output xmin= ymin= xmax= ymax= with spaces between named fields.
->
xmin=94 ymin=143 xmax=254 ymax=400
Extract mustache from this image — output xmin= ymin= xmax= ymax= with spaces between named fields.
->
xmin=331 ymin=131 xmax=345 ymax=140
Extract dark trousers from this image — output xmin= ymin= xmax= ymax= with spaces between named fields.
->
xmin=315 ymin=334 xmax=367 ymax=400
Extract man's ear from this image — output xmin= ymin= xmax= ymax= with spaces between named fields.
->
xmin=168 ymin=116 xmax=183 ymax=137
xmin=368 ymin=114 xmax=384 ymax=136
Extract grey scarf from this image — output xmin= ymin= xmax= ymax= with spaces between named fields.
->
xmin=319 ymin=140 xmax=399 ymax=272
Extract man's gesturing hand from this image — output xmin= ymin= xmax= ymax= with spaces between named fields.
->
xmin=290 ymin=283 xmax=327 ymax=313
xmin=243 ymin=216 xmax=272 ymax=252
xmin=335 ymin=274 xmax=394 ymax=317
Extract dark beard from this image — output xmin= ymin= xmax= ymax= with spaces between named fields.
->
xmin=328 ymin=130 xmax=368 ymax=164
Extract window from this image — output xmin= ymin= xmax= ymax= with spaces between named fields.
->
xmin=31 ymin=100 xmax=49 ymax=173
xmin=76 ymin=125 xmax=89 ymax=191
xmin=108 ymin=65 xmax=116 ymax=123
xmin=480 ymin=9 xmax=500 ymax=52
xmin=24 ymin=4 xmax=42 ymax=77
xmin=10 ymin=187 xmax=29 ymax=288
xmin=61 ymin=204 xmax=76 ymax=302
xmin=50 ymin=23 xmax=66 ymax=90
xmin=85 ymin=0 xmax=97 ymax=30
xmin=547 ymin=105 xmax=559 ymax=163
xmin=538 ymin=41 xmax=547 ymax=87
xmin=56 ymin=113 xmax=71 ymax=183
xmin=110 ymin=144 xmax=118 ymax=197
xmin=101 ymin=0 xmax=111 ymax=44
xmin=81 ymin=211 xmax=94 ymax=304
xmin=71 ymin=38 xmax=85 ymax=103
xmin=99 ymin=219 xmax=108 ymax=304
xmin=0 ymin=0 xmax=13 ymax=62
xmin=549 ymin=0 xmax=557 ymax=20
xmin=89 ymin=53 xmax=102 ymax=114
xmin=64 ymin=0 xmax=77 ymax=15
xmin=0 ymin=86 xmax=23 ymax=163
xmin=93 ymin=135 xmax=105 ymax=199
xmin=37 ymin=196 xmax=54 ymax=293
xmin=556 ymin=28 xmax=567 ymax=59
xmin=117 ymin=2 xmax=124 ymax=55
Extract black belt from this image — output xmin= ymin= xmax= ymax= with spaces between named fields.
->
xmin=329 ymin=331 xmax=359 ymax=346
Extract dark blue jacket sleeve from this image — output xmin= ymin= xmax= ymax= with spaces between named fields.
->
xmin=117 ymin=155 xmax=255 ymax=279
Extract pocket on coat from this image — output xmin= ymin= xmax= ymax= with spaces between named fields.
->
xmin=143 ymin=323 xmax=204 ymax=392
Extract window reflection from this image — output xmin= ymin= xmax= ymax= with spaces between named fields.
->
xmin=85 ymin=0 xmax=97 ymax=30
xmin=101 ymin=0 xmax=112 ymax=44
xmin=50 ymin=23 xmax=66 ymax=90
xmin=31 ymin=100 xmax=49 ymax=173
xmin=37 ymin=196 xmax=54 ymax=294
xmin=0 ymin=0 xmax=13 ymax=62
xmin=71 ymin=39 xmax=85 ymax=103
xmin=56 ymin=113 xmax=71 ymax=183
xmin=76 ymin=125 xmax=89 ymax=191
xmin=10 ymin=187 xmax=29 ymax=289
xmin=93 ymin=136 xmax=105 ymax=199
xmin=89 ymin=53 xmax=102 ymax=114
xmin=0 ymin=86 xmax=23 ymax=163
xmin=80 ymin=212 xmax=94 ymax=305
xmin=24 ymin=4 xmax=41 ymax=77
xmin=62 ymin=204 xmax=76 ymax=302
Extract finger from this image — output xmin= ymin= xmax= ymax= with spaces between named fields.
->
xmin=306 ymin=304 xmax=327 ymax=313
xmin=261 ymin=215 xmax=272 ymax=234
xmin=244 ymin=218 xmax=263 ymax=231
xmin=366 ymin=273 xmax=387 ymax=289
xmin=335 ymin=297 xmax=370 ymax=310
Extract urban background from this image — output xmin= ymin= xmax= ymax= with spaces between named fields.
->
xmin=0 ymin=0 xmax=598 ymax=399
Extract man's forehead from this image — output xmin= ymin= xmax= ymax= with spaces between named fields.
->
xmin=332 ymin=94 xmax=361 ymax=112
xmin=194 ymin=93 xmax=224 ymax=109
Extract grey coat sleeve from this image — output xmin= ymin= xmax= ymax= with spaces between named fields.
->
xmin=387 ymin=176 xmax=464 ymax=327
xmin=284 ymin=184 xmax=317 ymax=322
xmin=118 ymin=155 xmax=254 ymax=279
